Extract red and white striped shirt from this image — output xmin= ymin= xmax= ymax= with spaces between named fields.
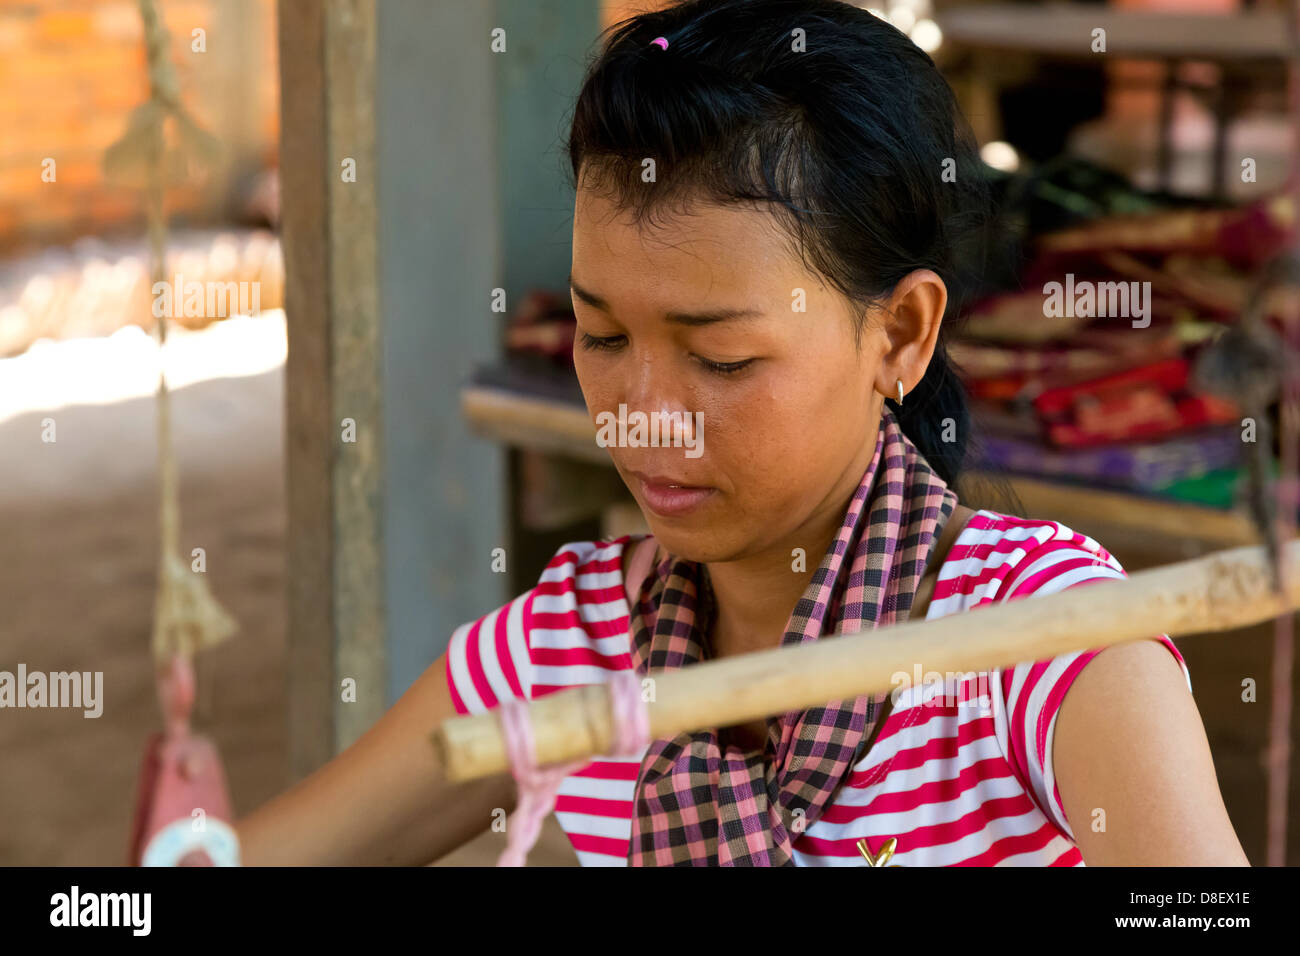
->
xmin=445 ymin=509 xmax=1191 ymax=866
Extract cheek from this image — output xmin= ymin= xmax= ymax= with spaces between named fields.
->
xmin=696 ymin=373 xmax=832 ymax=488
xmin=573 ymin=352 xmax=613 ymax=416
xmin=712 ymin=362 xmax=872 ymax=500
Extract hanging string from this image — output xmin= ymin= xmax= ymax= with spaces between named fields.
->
xmin=495 ymin=670 xmax=651 ymax=867
xmin=104 ymin=0 xmax=235 ymax=669
xmin=118 ymin=0 xmax=241 ymax=869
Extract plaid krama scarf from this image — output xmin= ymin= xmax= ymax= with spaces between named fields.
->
xmin=625 ymin=405 xmax=957 ymax=866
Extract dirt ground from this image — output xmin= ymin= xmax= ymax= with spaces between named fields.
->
xmin=0 ymin=352 xmax=1295 ymax=866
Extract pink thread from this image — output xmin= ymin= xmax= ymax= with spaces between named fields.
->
xmin=496 ymin=670 xmax=650 ymax=866
xmin=650 ymin=36 xmax=669 ymax=50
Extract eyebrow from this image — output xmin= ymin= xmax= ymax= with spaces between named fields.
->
xmin=568 ymin=273 xmax=765 ymax=327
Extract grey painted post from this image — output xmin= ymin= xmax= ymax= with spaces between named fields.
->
xmin=378 ymin=1 xmax=501 ymax=704
xmin=378 ymin=1 xmax=600 ymax=704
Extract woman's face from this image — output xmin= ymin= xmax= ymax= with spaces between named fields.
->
xmin=570 ymin=185 xmax=924 ymax=564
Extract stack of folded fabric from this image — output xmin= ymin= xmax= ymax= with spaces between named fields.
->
xmin=956 ymin=183 xmax=1293 ymax=505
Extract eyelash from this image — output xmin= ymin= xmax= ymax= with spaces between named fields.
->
xmin=578 ymin=332 xmax=754 ymax=375
xmin=578 ymin=332 xmax=624 ymax=353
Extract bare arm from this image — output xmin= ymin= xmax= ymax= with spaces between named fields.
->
xmin=1054 ymin=638 xmax=1250 ymax=866
xmin=235 ymin=652 xmax=515 ymax=866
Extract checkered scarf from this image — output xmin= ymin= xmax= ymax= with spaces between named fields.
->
xmin=625 ymin=405 xmax=957 ymax=865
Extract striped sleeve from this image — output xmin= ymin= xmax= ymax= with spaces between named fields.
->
xmin=994 ymin=524 xmax=1192 ymax=842
xmin=445 ymin=588 xmax=537 ymax=716
xmin=444 ymin=539 xmax=635 ymax=716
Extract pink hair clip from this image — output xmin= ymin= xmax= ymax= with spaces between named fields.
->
xmin=650 ymin=36 xmax=669 ymax=50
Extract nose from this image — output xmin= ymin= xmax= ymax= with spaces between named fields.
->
xmin=622 ymin=350 xmax=698 ymax=446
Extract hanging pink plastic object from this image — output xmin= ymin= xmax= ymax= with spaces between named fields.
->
xmin=127 ymin=653 xmax=240 ymax=866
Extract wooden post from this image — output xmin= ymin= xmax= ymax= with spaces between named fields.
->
xmin=278 ymin=0 xmax=385 ymax=778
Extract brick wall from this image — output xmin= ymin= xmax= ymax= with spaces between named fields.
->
xmin=0 ymin=0 xmax=279 ymax=253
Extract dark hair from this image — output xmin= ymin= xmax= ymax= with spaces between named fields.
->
xmin=565 ymin=0 xmax=998 ymax=491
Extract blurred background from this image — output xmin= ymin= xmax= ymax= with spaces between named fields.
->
xmin=1 ymin=0 xmax=1297 ymax=867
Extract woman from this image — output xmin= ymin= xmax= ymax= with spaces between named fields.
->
xmin=236 ymin=0 xmax=1248 ymax=866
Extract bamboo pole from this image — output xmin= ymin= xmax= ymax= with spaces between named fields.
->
xmin=430 ymin=537 xmax=1300 ymax=782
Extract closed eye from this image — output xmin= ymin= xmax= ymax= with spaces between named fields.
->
xmin=579 ymin=332 xmax=626 ymax=352
xmin=579 ymin=331 xmax=755 ymax=376
xmin=696 ymin=356 xmax=754 ymax=375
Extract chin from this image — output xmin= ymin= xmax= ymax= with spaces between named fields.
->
xmin=639 ymin=514 xmax=744 ymax=565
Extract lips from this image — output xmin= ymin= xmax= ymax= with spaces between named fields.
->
xmin=629 ymin=471 xmax=716 ymax=518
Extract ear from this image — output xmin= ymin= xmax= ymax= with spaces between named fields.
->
xmin=874 ymin=269 xmax=947 ymax=402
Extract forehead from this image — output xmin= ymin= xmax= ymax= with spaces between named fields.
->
xmin=571 ymin=187 xmax=803 ymax=298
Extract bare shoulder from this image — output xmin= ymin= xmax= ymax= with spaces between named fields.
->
xmin=1054 ymin=639 xmax=1249 ymax=865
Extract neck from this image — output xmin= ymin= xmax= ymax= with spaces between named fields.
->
xmin=705 ymin=416 xmax=881 ymax=659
